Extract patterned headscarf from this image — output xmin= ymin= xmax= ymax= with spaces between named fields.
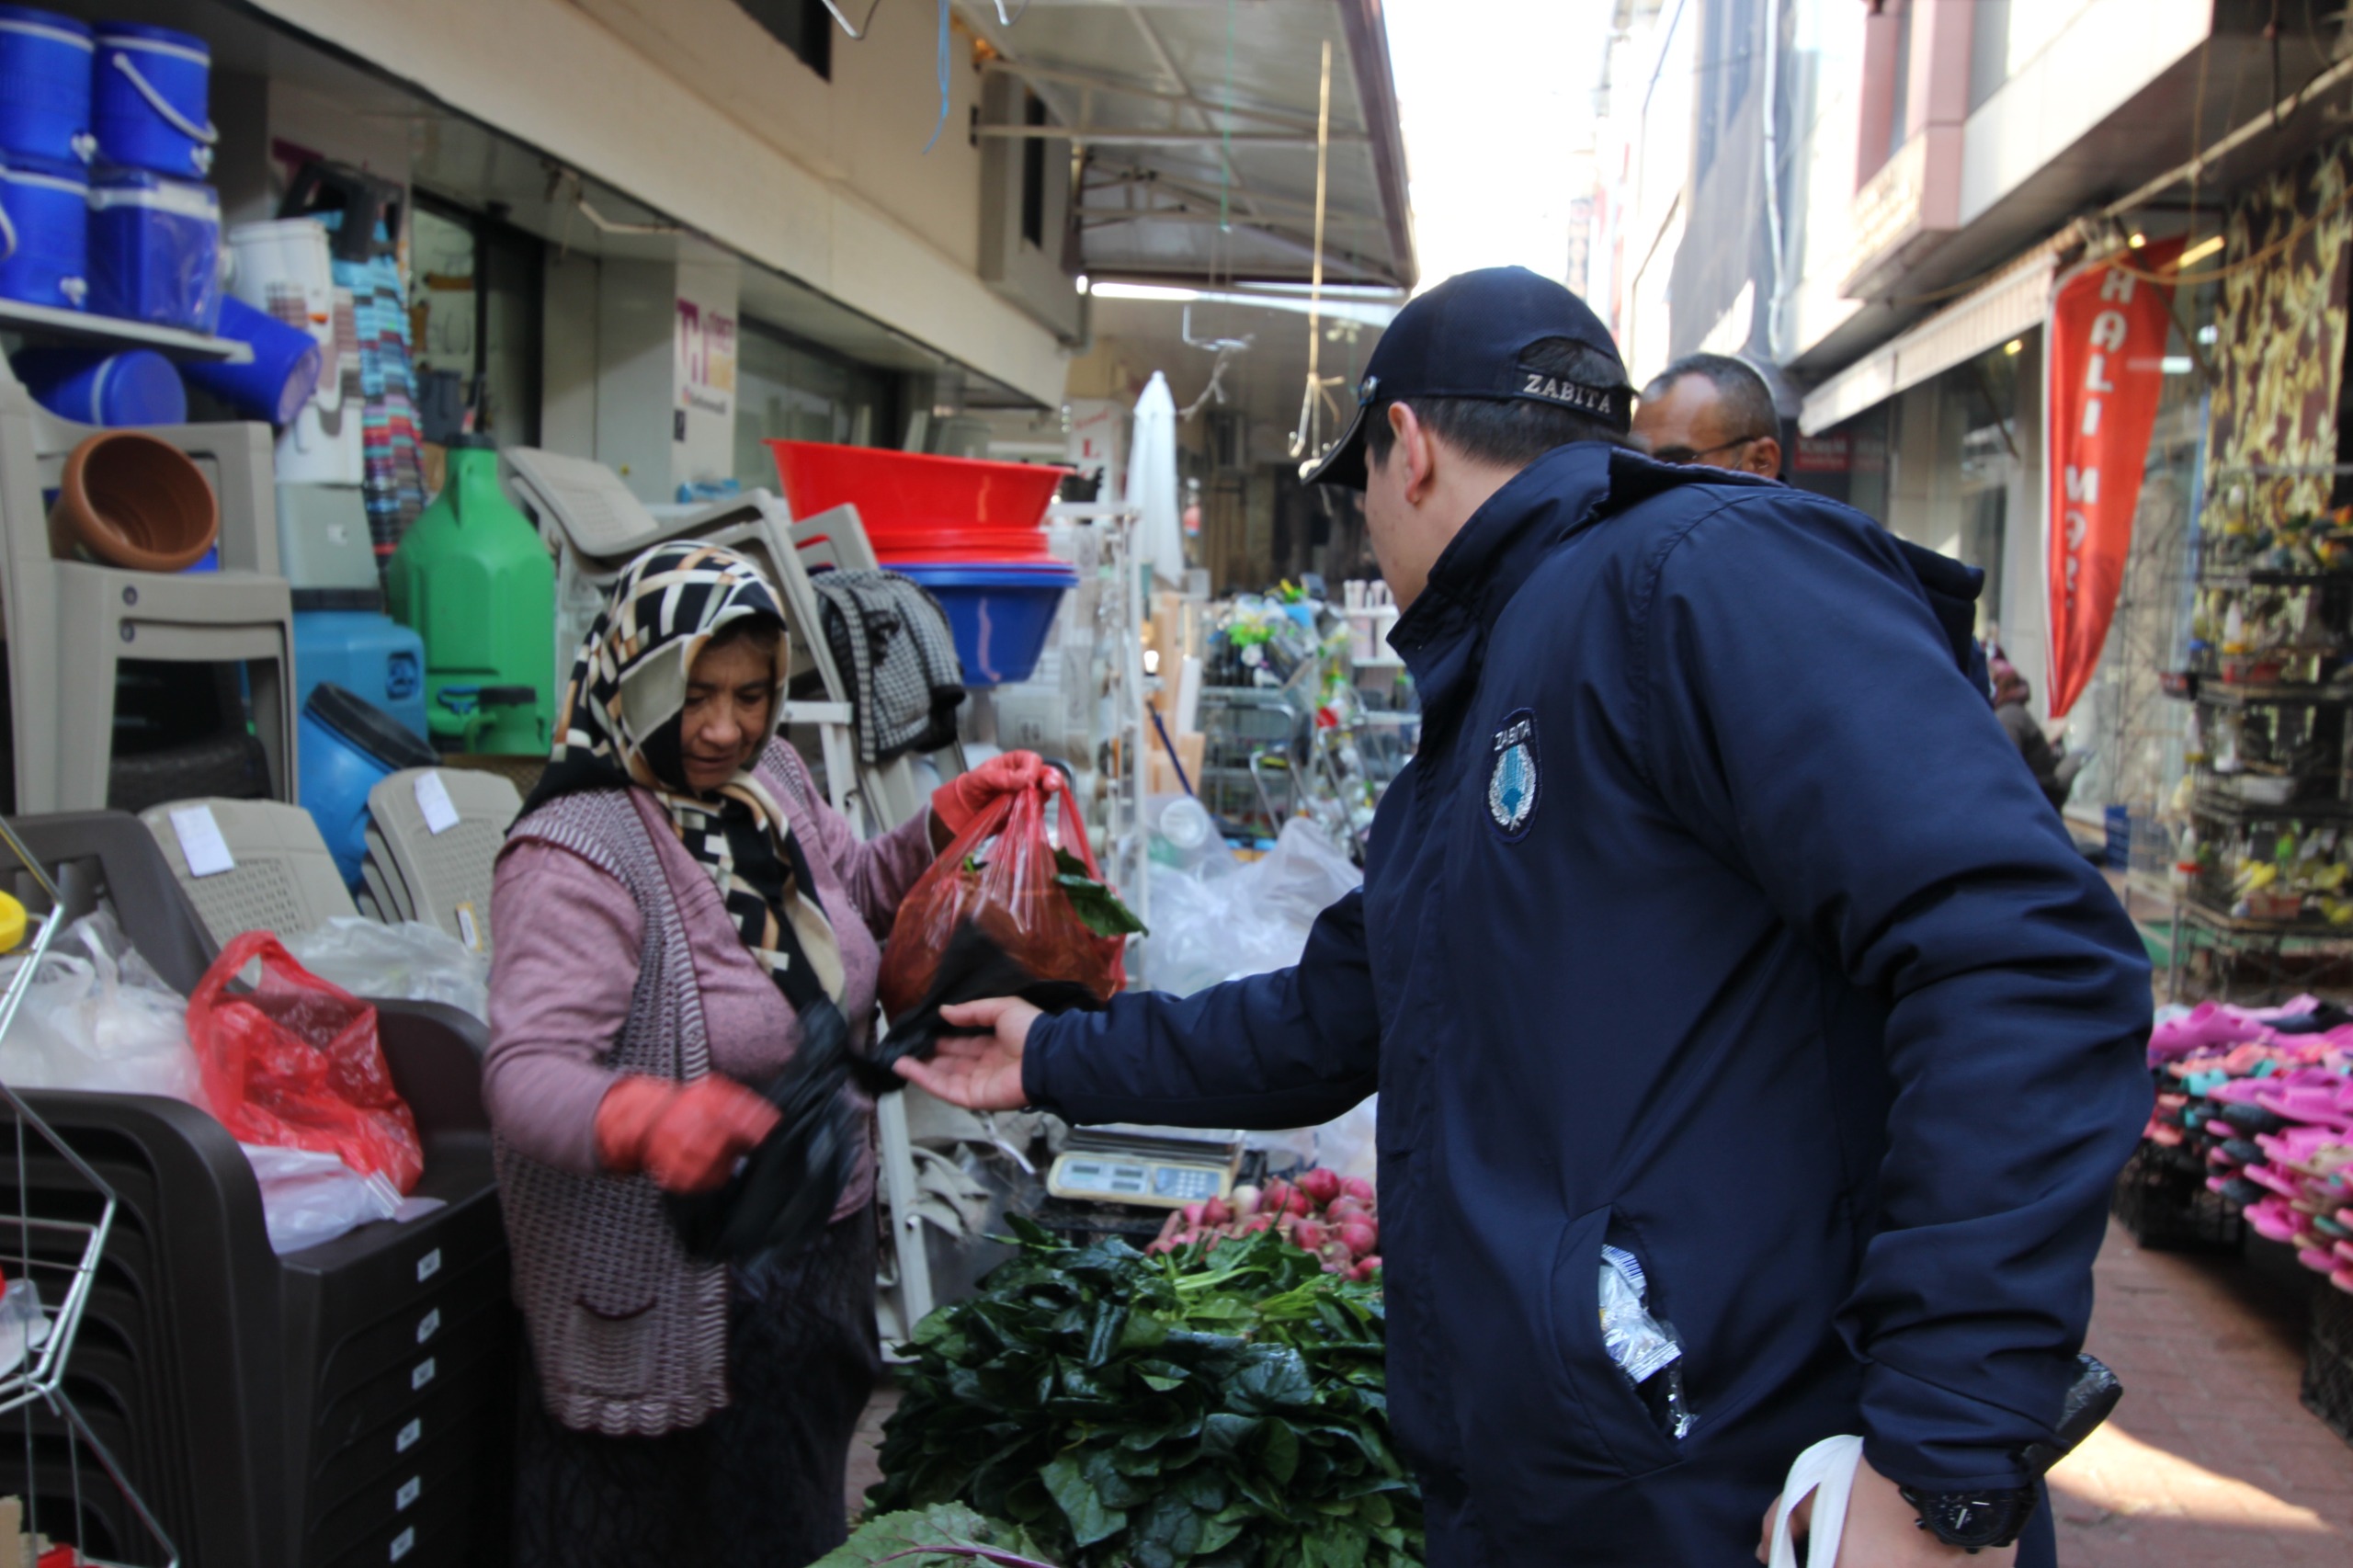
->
xmin=523 ymin=542 xmax=844 ymax=1006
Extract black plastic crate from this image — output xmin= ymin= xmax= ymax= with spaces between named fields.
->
xmin=2112 ymin=1142 xmax=2247 ymax=1253
xmin=2302 ymin=1287 xmax=2353 ymax=1446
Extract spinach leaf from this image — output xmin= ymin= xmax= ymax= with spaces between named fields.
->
xmin=870 ymin=1226 xmax=1420 ymax=1567
xmin=1053 ymin=847 xmax=1150 ymax=937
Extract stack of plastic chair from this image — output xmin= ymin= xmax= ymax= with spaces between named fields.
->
xmin=0 ymin=810 xmax=515 ymax=1566
xmin=133 ymin=795 xmax=358 ymax=947
xmin=356 ymin=767 xmax=519 ymax=955
xmin=0 ymin=363 xmax=299 ymax=815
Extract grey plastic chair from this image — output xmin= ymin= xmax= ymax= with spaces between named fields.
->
xmin=363 ymin=768 xmax=519 ymax=955
xmin=0 ymin=368 xmax=299 ymax=813
xmin=136 ymin=797 xmax=358 ymax=948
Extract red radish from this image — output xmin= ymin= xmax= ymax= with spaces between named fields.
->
xmin=1203 ymin=1196 xmax=1233 ymax=1227
xmin=1298 ymin=1168 xmax=1343 ymax=1207
xmin=1244 ymin=1215 xmax=1272 ymax=1233
xmin=1350 ymin=1256 xmax=1381 ymax=1282
xmin=1260 ymin=1178 xmax=1291 ymax=1211
xmin=1182 ymin=1200 xmax=1208 ymax=1229
xmin=1327 ymin=1198 xmax=1368 ymax=1223
xmin=1293 ymin=1220 xmax=1329 ymax=1252
xmin=1285 ymin=1189 xmax=1313 ymax=1218
xmin=1230 ymin=1184 xmax=1263 ymax=1220
xmin=1338 ymin=1221 xmax=1378 ymax=1258
xmin=1341 ymin=1176 xmax=1376 ymax=1204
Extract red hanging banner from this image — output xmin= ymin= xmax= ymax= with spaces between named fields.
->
xmin=2045 ymin=239 xmax=2181 ymax=717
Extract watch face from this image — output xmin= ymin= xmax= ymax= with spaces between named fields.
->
xmin=1903 ymin=1485 xmax=2036 ymax=1549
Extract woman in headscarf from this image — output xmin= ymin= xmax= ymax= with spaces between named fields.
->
xmin=483 ymin=542 xmax=1047 ymax=1566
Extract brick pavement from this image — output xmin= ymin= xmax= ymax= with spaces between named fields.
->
xmin=2052 ymin=1221 xmax=2353 ymax=1565
xmin=843 ymin=1221 xmax=2353 ymax=1563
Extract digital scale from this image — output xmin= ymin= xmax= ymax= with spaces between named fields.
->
xmin=1045 ymin=1124 xmax=1245 ymax=1210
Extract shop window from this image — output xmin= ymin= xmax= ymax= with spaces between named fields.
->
xmin=733 ymin=319 xmax=900 ymax=488
xmin=411 ymin=194 xmax=543 ymax=451
xmin=737 ymin=0 xmax=832 ymax=79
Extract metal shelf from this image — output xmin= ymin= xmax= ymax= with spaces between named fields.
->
xmin=2177 ymin=897 xmax=2353 ymax=938
xmin=0 ymin=299 xmax=251 ymax=363
xmin=2199 ymin=568 xmax=2353 ymax=589
xmin=2192 ymin=682 xmax=2353 ymax=707
xmin=2191 ymin=789 xmax=2353 ymax=825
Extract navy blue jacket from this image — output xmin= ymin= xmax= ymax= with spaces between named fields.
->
xmin=1023 ymin=444 xmax=2153 ymax=1565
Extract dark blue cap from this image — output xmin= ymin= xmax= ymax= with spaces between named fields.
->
xmin=1302 ymin=266 xmax=1634 ymax=488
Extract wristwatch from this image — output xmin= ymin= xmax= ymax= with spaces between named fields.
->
xmin=1895 ymin=1484 xmax=2037 ymax=1551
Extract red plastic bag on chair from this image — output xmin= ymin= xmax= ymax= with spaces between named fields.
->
xmin=188 ymin=932 xmax=425 ymax=1193
xmin=878 ymin=782 xmax=1128 ymax=1018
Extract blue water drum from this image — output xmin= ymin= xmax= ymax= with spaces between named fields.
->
xmin=91 ymin=21 xmax=211 ymax=177
xmin=0 ymin=153 xmax=86 ymax=309
xmin=0 ymin=7 xmax=92 ymax=167
xmin=87 ymin=166 xmax=218 ymax=328
xmin=294 ymin=598 xmax=428 ymax=742
xmin=12 ymin=345 xmax=185 ymax=424
xmin=298 ymin=680 xmax=436 ymax=890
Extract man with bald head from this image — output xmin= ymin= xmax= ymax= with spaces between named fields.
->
xmin=1634 ymin=351 xmax=1784 ymax=475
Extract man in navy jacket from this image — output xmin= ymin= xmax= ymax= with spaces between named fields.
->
xmin=900 ymin=267 xmax=2153 ymax=1566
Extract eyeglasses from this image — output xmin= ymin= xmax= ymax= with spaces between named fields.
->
xmin=1648 ymin=434 xmax=1771 ymax=466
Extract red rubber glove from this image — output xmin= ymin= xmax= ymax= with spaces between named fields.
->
xmin=930 ymin=749 xmax=1061 ymax=841
xmin=594 ymin=1074 xmax=783 ymax=1194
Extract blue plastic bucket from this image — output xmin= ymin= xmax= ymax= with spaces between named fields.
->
xmin=91 ymin=21 xmax=211 ymax=178
xmin=179 ymin=295 xmax=318 ymax=423
xmin=298 ymin=680 xmax=435 ymax=889
xmin=891 ymin=561 xmax=1077 ymax=687
xmin=294 ymin=602 xmax=426 ymax=742
xmin=12 ymin=345 xmax=185 ymax=424
xmin=0 ymin=153 xmax=85 ymax=309
xmin=0 ymin=7 xmax=92 ymax=167
xmin=86 ymin=166 xmax=218 ymax=328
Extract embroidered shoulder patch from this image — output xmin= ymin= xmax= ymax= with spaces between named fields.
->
xmin=1487 ymin=710 xmax=1539 ymax=839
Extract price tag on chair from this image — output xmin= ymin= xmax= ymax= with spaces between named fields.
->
xmin=168 ymin=805 xmax=234 ymax=877
xmin=414 ymin=771 xmax=460 ymax=835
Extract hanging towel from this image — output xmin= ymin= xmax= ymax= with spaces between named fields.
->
xmin=809 ymin=569 xmax=965 ymax=765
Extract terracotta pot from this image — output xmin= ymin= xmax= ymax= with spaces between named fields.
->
xmin=47 ymin=430 xmax=219 ymax=572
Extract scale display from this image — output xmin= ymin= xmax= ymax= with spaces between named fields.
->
xmin=1047 ymin=1151 xmax=1233 ymax=1210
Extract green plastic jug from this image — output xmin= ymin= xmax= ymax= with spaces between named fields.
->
xmin=385 ymin=437 xmax=556 ymax=756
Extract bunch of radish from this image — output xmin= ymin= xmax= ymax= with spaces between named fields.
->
xmin=1147 ymin=1166 xmax=1381 ymax=1281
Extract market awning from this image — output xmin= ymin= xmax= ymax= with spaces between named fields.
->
xmin=961 ymin=0 xmax=1415 ymax=290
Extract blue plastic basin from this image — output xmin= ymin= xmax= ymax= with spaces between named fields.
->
xmin=891 ymin=561 xmax=1077 ymax=687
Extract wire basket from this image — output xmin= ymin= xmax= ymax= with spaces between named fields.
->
xmin=2111 ymin=1142 xmax=2247 ymax=1254
xmin=2302 ymin=1283 xmax=2353 ymax=1447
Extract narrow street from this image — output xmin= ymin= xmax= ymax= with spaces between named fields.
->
xmin=2053 ymin=1224 xmax=2353 ymax=1565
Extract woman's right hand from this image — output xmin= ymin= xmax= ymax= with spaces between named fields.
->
xmin=893 ymin=997 xmax=1040 ymax=1111
xmin=595 ymin=1074 xmax=782 ymax=1193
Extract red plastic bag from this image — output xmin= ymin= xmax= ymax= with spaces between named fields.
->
xmin=879 ymin=782 xmax=1128 ymax=1018
xmin=188 ymin=932 xmax=425 ymax=1193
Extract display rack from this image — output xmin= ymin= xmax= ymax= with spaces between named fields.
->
xmin=1044 ymin=502 xmax=1151 ymax=932
xmin=0 ymin=816 xmax=176 ymax=1567
xmin=0 ymin=300 xmax=251 ymax=363
xmin=2160 ymin=468 xmax=2353 ymax=997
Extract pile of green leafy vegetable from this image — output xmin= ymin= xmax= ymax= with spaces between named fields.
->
xmin=870 ymin=1217 xmax=1420 ymax=1568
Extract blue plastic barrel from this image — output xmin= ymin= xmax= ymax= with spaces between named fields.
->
xmin=86 ymin=165 xmax=218 ymax=328
xmin=891 ymin=561 xmax=1077 ymax=687
xmin=12 ymin=345 xmax=185 ymax=424
xmin=293 ymin=601 xmax=428 ymax=742
xmin=91 ymin=21 xmax=212 ymax=178
xmin=0 ymin=153 xmax=86 ymax=309
xmin=0 ymin=7 xmax=92 ymax=167
xmin=179 ymin=296 xmax=319 ymax=423
xmin=298 ymin=680 xmax=435 ymax=890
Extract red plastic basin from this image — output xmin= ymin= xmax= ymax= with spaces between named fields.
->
xmin=766 ymin=440 xmax=1070 ymax=544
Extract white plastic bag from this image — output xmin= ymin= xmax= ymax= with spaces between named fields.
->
xmin=284 ymin=917 xmax=489 ymax=1021
xmin=1139 ymin=817 xmax=1362 ymax=995
xmin=240 ymin=1142 xmax=402 ymax=1254
xmin=0 ymin=912 xmax=204 ymax=1104
xmin=1766 ymin=1434 xmax=1864 ymax=1568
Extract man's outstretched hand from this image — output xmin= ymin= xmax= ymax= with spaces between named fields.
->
xmin=892 ymin=996 xmax=1042 ymax=1110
